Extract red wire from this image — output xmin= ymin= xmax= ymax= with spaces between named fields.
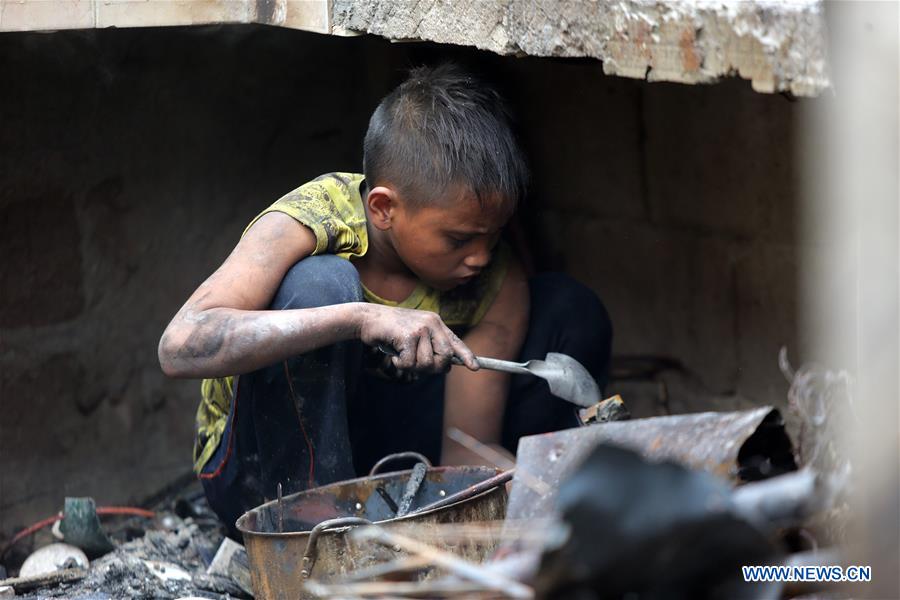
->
xmin=96 ymin=506 xmax=156 ymax=519
xmin=4 ymin=514 xmax=62 ymax=553
xmin=283 ymin=360 xmax=316 ymax=488
xmin=1 ymin=506 xmax=155 ymax=558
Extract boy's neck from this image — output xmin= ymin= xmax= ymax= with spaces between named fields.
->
xmin=353 ymin=211 xmax=420 ymax=302
xmin=360 ymin=223 xmax=408 ymax=276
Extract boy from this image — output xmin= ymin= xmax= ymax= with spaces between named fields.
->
xmin=158 ymin=64 xmax=611 ymax=530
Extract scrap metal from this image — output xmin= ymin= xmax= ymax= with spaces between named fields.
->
xmin=506 ymin=406 xmax=797 ymax=523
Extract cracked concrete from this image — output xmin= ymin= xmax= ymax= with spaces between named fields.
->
xmin=1 ymin=0 xmax=829 ymax=96
xmin=332 ymin=0 xmax=830 ymax=96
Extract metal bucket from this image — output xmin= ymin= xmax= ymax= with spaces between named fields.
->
xmin=236 ymin=454 xmax=508 ymax=599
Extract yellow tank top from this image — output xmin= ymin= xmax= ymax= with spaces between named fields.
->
xmin=193 ymin=173 xmax=510 ymax=473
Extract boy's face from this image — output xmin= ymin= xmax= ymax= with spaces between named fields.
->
xmin=387 ymin=187 xmax=510 ymax=291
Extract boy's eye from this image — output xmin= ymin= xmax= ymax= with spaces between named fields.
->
xmin=447 ymin=235 xmax=472 ymax=249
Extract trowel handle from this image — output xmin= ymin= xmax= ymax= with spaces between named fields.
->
xmin=379 ymin=343 xmax=532 ymax=375
xmin=453 ymin=355 xmax=532 ymax=376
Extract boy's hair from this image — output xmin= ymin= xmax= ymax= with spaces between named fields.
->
xmin=363 ymin=64 xmax=528 ymax=216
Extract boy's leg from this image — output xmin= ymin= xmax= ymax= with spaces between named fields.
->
xmin=501 ymin=272 xmax=612 ymax=452
xmin=348 ymin=372 xmax=445 ymax=475
xmin=200 ymin=255 xmax=364 ymax=532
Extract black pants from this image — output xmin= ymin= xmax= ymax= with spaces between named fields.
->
xmin=200 ymin=255 xmax=612 ymax=532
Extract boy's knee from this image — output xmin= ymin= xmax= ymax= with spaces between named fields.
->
xmin=271 ymin=255 xmax=363 ymax=310
xmin=530 ymin=273 xmax=612 ymax=348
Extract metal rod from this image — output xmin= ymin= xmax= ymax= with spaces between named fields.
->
xmin=408 ymin=469 xmax=514 ymax=516
xmin=447 ymin=428 xmax=550 ymax=495
xmin=375 ymin=487 xmax=399 ymax=514
xmin=447 ymin=428 xmax=516 ymax=470
xmin=396 ymin=462 xmax=427 ymax=517
xmin=277 ymin=482 xmax=284 ymax=534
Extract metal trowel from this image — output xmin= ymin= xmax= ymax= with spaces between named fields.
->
xmin=377 ymin=344 xmax=600 ymax=407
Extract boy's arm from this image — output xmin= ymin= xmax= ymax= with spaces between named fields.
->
xmin=441 ymin=257 xmax=530 ymax=465
xmin=159 ymin=212 xmax=477 ymax=378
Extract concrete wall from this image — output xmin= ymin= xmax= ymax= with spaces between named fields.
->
xmin=0 ymin=25 xmax=375 ymax=543
xmin=0 ymin=25 xmax=808 ymax=541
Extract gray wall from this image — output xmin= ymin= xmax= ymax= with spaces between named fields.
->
xmin=0 ymin=25 xmax=807 ymax=540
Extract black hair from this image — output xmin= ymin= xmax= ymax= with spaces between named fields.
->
xmin=363 ymin=63 xmax=529 ymax=216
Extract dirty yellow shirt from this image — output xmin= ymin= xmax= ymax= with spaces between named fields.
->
xmin=194 ymin=172 xmax=510 ymax=473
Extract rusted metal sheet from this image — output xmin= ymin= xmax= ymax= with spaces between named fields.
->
xmin=237 ymin=465 xmax=507 ymax=600
xmin=506 ymin=407 xmax=796 ymax=523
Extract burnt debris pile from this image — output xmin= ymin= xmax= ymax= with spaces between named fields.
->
xmin=1 ymin=359 xmax=852 ymax=599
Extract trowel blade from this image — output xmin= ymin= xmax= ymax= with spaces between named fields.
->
xmin=528 ymin=352 xmax=600 ymax=408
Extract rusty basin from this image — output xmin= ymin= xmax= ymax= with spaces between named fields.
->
xmin=236 ymin=460 xmax=507 ymax=600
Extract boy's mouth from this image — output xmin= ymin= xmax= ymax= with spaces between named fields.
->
xmin=454 ymin=272 xmax=479 ymax=285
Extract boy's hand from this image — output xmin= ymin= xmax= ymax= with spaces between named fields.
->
xmin=357 ymin=304 xmax=479 ymax=374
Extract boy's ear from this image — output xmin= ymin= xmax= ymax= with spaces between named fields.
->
xmin=366 ymin=186 xmax=398 ymax=231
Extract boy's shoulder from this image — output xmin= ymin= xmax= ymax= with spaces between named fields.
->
xmin=280 ymin=172 xmax=364 ymax=207
xmin=277 ymin=171 xmax=366 ymax=228
xmin=249 ymin=172 xmax=367 ymax=258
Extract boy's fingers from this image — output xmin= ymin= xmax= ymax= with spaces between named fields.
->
xmin=430 ymin=331 xmax=453 ymax=372
xmin=394 ymin=335 xmax=418 ymax=370
xmin=448 ymin=332 xmax=479 ymax=371
xmin=415 ymin=333 xmax=435 ymax=372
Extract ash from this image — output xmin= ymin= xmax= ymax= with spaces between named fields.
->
xmin=12 ymin=479 xmax=249 ymax=600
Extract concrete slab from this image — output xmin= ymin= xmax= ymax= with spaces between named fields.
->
xmin=1 ymin=1 xmax=829 ymax=95
xmin=333 ymin=0 xmax=830 ymax=96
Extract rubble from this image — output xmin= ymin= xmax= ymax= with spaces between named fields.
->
xmin=0 ymin=568 xmax=87 ymax=596
xmin=533 ymin=444 xmax=778 ymax=598
xmin=578 ymin=394 xmax=630 ymax=424
xmin=505 ymin=406 xmax=797 ymax=527
xmin=297 ymin=443 xmax=844 ymax=599
xmin=0 ymin=482 xmax=249 ymax=600
xmin=18 ymin=544 xmax=88 ymax=579
xmin=57 ymin=498 xmax=116 ymax=558
xmin=205 ymin=538 xmax=252 ymax=597
xmin=293 ymin=391 xmax=847 ymax=598
xmin=1 ymin=371 xmax=852 ymax=599
xmin=5 ymin=522 xmax=247 ymax=600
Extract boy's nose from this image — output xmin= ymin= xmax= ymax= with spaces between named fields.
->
xmin=464 ymin=247 xmax=491 ymax=270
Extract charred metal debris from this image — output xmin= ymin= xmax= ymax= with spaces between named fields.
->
xmin=1 ymin=354 xmax=853 ymax=599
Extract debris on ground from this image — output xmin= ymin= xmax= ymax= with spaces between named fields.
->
xmin=297 ymin=444 xmax=843 ymax=598
xmin=18 ymin=544 xmax=88 ymax=579
xmin=0 ymin=568 xmax=88 ymax=596
xmin=534 ymin=444 xmax=778 ymax=598
xmin=0 ymin=479 xmax=250 ymax=599
xmin=578 ymin=394 xmax=631 ymax=424
xmin=205 ymin=538 xmax=252 ymax=596
xmin=293 ymin=392 xmax=847 ymax=598
xmin=504 ymin=406 xmax=798 ymax=529
xmin=2 ymin=358 xmax=854 ymax=599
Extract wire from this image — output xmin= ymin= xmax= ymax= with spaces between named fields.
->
xmin=283 ymin=360 xmax=316 ymax=489
xmin=1 ymin=506 xmax=155 ymax=560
